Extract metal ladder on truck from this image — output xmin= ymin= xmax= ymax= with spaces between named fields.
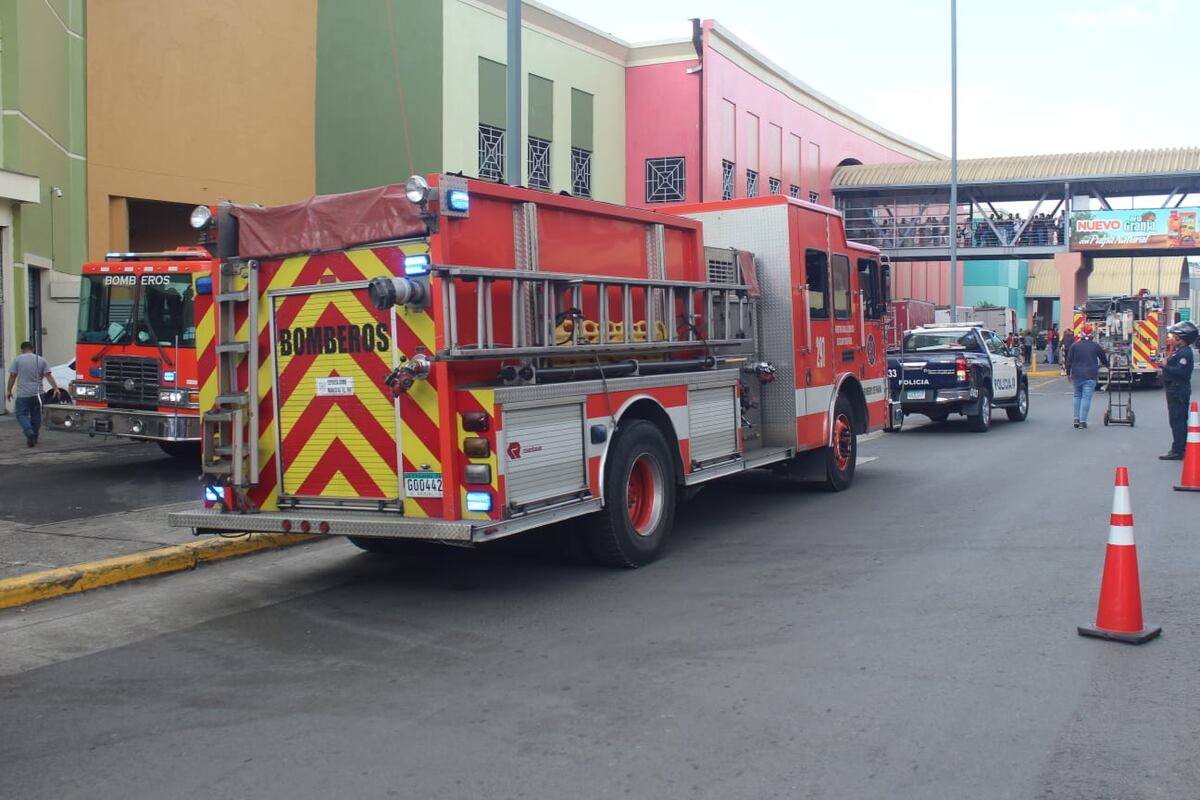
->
xmin=429 ymin=265 xmax=756 ymax=362
xmin=201 ymin=258 xmax=260 ymax=510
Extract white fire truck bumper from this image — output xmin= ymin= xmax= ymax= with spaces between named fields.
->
xmin=44 ymin=404 xmax=199 ymax=441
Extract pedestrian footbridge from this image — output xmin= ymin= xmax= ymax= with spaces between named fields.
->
xmin=832 ymin=148 xmax=1200 ymax=326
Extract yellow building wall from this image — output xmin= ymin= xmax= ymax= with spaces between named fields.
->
xmin=86 ymin=0 xmax=318 ymax=259
xmin=441 ymin=0 xmax=627 ymax=203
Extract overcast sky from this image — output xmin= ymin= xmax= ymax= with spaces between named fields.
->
xmin=538 ymin=0 xmax=1197 ymax=160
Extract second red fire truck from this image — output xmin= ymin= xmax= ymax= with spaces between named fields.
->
xmin=169 ymin=176 xmax=894 ymax=566
xmin=44 ymin=226 xmax=217 ymax=458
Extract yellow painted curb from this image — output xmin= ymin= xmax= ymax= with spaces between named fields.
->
xmin=0 ymin=533 xmax=317 ymax=610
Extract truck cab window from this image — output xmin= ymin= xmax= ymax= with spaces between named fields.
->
xmin=831 ymin=254 xmax=851 ymax=320
xmin=77 ymin=275 xmax=136 ymax=344
xmin=858 ymin=258 xmax=881 ymax=319
xmin=805 ymin=249 xmax=828 ymax=319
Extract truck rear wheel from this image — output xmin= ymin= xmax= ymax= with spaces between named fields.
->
xmin=1005 ymin=383 xmax=1029 ymax=422
xmin=585 ymin=420 xmax=676 ymax=568
xmin=968 ymin=393 xmax=992 ymax=432
xmin=159 ymin=441 xmax=201 ymax=461
xmin=822 ymin=396 xmax=857 ymax=492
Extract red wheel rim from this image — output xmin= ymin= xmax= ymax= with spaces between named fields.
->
xmin=833 ymin=413 xmax=853 ymax=471
xmin=626 ymin=455 xmax=662 ymax=536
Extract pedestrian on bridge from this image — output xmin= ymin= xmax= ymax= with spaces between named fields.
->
xmin=1157 ymin=321 xmax=1197 ymax=460
xmin=5 ymin=341 xmax=61 ymax=447
xmin=1066 ymin=324 xmax=1108 ymax=429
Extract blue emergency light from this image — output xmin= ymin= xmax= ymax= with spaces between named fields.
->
xmin=404 ymin=254 xmax=431 ymax=276
xmin=465 ymin=491 xmax=492 ymax=513
xmin=204 ymin=484 xmax=226 ymax=504
xmin=162 ymin=370 xmax=176 ymax=383
xmin=195 ymin=276 xmax=213 ymax=295
xmin=446 ymin=189 xmax=470 ymax=213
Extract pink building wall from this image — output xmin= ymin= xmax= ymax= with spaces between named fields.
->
xmin=624 ymin=21 xmax=927 ymax=209
xmin=891 ymin=261 xmax=965 ymax=306
xmin=624 ymin=61 xmax=702 ymax=208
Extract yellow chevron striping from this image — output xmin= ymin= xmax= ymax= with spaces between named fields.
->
xmin=281 ymin=403 xmax=395 ymax=498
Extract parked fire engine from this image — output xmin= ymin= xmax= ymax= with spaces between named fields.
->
xmin=168 ymin=176 xmax=894 ymax=566
xmin=44 ymin=219 xmax=216 ymax=457
xmin=1072 ymin=292 xmax=1167 ymax=386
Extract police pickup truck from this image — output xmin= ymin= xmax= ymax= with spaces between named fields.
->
xmin=887 ymin=322 xmax=1030 ymax=432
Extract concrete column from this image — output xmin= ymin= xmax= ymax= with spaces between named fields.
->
xmin=1053 ymin=251 xmax=1091 ymax=331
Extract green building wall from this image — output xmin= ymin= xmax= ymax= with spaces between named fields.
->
xmin=315 ymin=0 xmax=444 ymax=194
xmin=0 ymin=0 xmax=87 ymax=364
xmin=962 ymin=259 xmax=1029 ymax=328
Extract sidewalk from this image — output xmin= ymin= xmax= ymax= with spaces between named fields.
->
xmin=0 ymin=413 xmax=313 ymax=609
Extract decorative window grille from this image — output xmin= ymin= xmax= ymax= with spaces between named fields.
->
xmin=571 ymin=147 xmax=592 ymax=198
xmin=644 ymin=157 xmax=686 ymax=203
xmin=809 ymin=191 xmax=820 ymax=204
xmin=789 ymin=184 xmax=801 ymax=198
xmin=768 ymin=177 xmax=781 ymax=195
xmin=528 ymin=137 xmax=551 ymax=190
xmin=721 ymin=159 xmax=734 ymax=200
xmin=746 ymin=169 xmax=758 ymax=198
xmin=478 ymin=124 xmax=505 ymax=182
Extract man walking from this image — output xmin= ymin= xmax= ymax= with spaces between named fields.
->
xmin=1021 ymin=330 xmax=1034 ymax=365
xmin=1066 ymin=324 xmax=1107 ymax=428
xmin=5 ymin=341 xmax=61 ymax=447
xmin=1157 ymin=321 xmax=1197 ymax=460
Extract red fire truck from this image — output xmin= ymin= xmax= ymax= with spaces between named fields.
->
xmin=168 ymin=176 xmax=894 ymax=566
xmin=44 ymin=225 xmax=217 ymax=457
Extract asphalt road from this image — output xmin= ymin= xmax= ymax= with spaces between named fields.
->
xmin=1 ymin=376 xmax=1198 ymax=800
xmin=0 ymin=434 xmax=198 ymax=525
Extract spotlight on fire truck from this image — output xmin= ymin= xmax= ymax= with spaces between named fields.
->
xmin=405 ymin=175 xmax=432 ymax=204
xmin=368 ymin=275 xmax=429 ymax=310
xmin=189 ymin=205 xmax=213 ymax=230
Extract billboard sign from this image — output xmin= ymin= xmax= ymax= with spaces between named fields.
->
xmin=1071 ymin=208 xmax=1199 ymax=251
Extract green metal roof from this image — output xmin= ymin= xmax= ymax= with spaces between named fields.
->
xmin=834 ymin=148 xmax=1200 ymax=190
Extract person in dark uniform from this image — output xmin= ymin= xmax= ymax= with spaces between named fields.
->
xmin=1158 ymin=320 xmax=1198 ymax=460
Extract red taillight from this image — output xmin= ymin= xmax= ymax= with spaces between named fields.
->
xmin=955 ymin=357 xmax=969 ymax=382
xmin=299 ymin=520 xmax=312 ymax=533
xmin=318 ymin=521 xmax=330 ymax=534
xmin=280 ymin=519 xmax=292 ymax=532
xmin=462 ymin=411 xmax=490 ymax=432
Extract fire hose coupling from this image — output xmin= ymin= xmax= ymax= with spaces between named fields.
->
xmin=368 ymin=275 xmax=430 ymax=310
xmin=384 ymin=353 xmax=433 ymax=395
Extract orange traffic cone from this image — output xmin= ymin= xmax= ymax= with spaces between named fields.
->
xmin=1078 ymin=466 xmax=1161 ymax=644
xmin=1174 ymin=401 xmax=1200 ymax=492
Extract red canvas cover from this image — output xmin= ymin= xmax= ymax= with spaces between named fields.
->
xmin=231 ymin=184 xmax=428 ymax=259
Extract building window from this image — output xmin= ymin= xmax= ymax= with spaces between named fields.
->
xmin=789 ymin=184 xmax=801 ymax=199
xmin=645 ymin=157 xmax=686 ymax=203
xmin=768 ymin=177 xmax=781 ymax=195
xmin=721 ymin=159 xmax=734 ymax=200
xmin=479 ymin=124 xmax=505 ymax=182
xmin=571 ymin=147 xmax=592 ymax=198
xmin=809 ymin=190 xmax=820 ymax=204
xmin=746 ymin=169 xmax=758 ymax=198
xmin=528 ymin=137 xmax=551 ymax=190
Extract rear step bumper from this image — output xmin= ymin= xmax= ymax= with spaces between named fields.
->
xmin=169 ymin=498 xmax=604 ymax=544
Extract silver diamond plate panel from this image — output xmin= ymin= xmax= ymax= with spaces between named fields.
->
xmin=680 ymin=204 xmax=797 ymax=447
xmin=169 ymin=508 xmax=475 ymax=541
